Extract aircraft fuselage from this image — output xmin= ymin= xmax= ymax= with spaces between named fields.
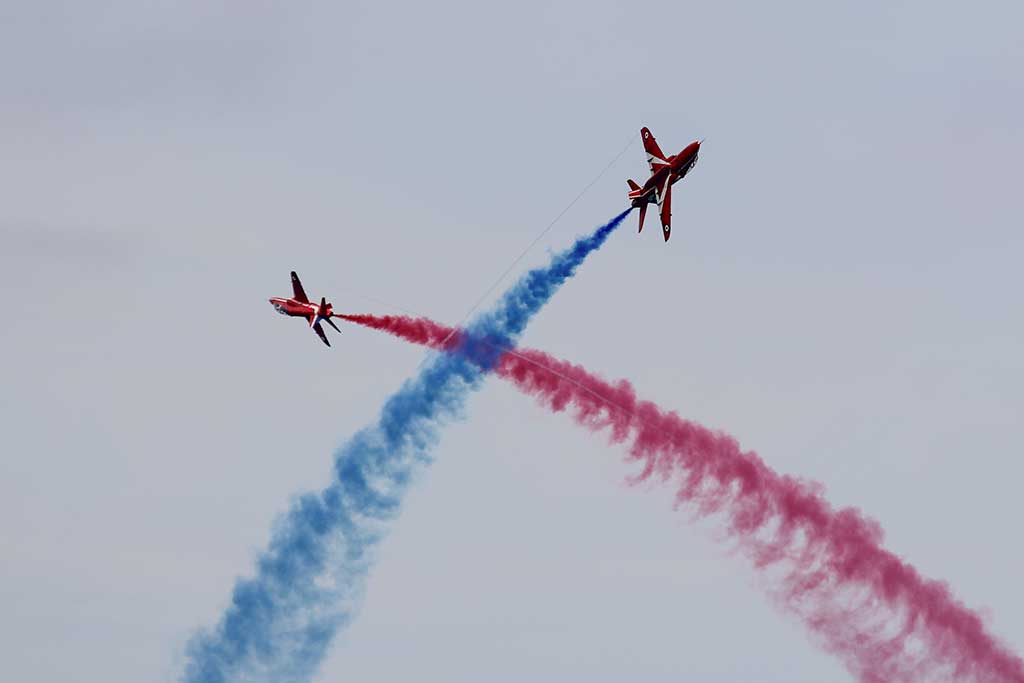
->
xmin=269 ymin=297 xmax=321 ymax=319
xmin=639 ymin=141 xmax=700 ymax=198
xmin=269 ymin=297 xmax=334 ymax=333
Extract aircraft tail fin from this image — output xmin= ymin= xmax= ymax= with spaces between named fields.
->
xmin=318 ymin=296 xmax=342 ymax=333
xmin=627 ymin=179 xmax=641 ymax=192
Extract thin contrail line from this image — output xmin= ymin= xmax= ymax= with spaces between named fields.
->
xmin=429 ymin=132 xmax=637 ymax=355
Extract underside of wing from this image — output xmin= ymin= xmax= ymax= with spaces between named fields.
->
xmin=658 ymin=178 xmax=672 ymax=242
xmin=313 ymin=321 xmax=330 ymax=346
xmin=641 ymin=127 xmax=670 ymax=175
xmin=290 ymin=271 xmax=309 ymax=303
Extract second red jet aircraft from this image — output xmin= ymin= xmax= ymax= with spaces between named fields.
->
xmin=627 ymin=126 xmax=701 ymax=241
xmin=269 ymin=271 xmax=342 ymax=347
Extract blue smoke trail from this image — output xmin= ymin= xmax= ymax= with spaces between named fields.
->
xmin=183 ymin=209 xmax=630 ymax=683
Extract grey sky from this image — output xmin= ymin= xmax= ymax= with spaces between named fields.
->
xmin=2 ymin=2 xmax=1021 ymax=681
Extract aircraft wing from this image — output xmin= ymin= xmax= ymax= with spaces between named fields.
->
xmin=658 ymin=176 xmax=672 ymax=242
xmin=313 ymin=321 xmax=331 ymax=347
xmin=290 ymin=271 xmax=309 ymax=303
xmin=641 ymin=127 xmax=670 ymax=174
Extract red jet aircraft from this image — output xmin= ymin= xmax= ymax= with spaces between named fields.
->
xmin=626 ymin=126 xmax=701 ymax=241
xmin=269 ymin=271 xmax=342 ymax=347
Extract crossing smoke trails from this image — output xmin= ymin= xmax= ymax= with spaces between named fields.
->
xmin=337 ymin=313 xmax=1024 ymax=683
xmin=182 ymin=209 xmax=630 ymax=683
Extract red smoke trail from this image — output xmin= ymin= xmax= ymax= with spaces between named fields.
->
xmin=337 ymin=313 xmax=1023 ymax=683
xmin=340 ymin=314 xmax=463 ymax=351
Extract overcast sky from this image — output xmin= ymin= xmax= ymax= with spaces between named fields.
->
xmin=2 ymin=2 xmax=1022 ymax=681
